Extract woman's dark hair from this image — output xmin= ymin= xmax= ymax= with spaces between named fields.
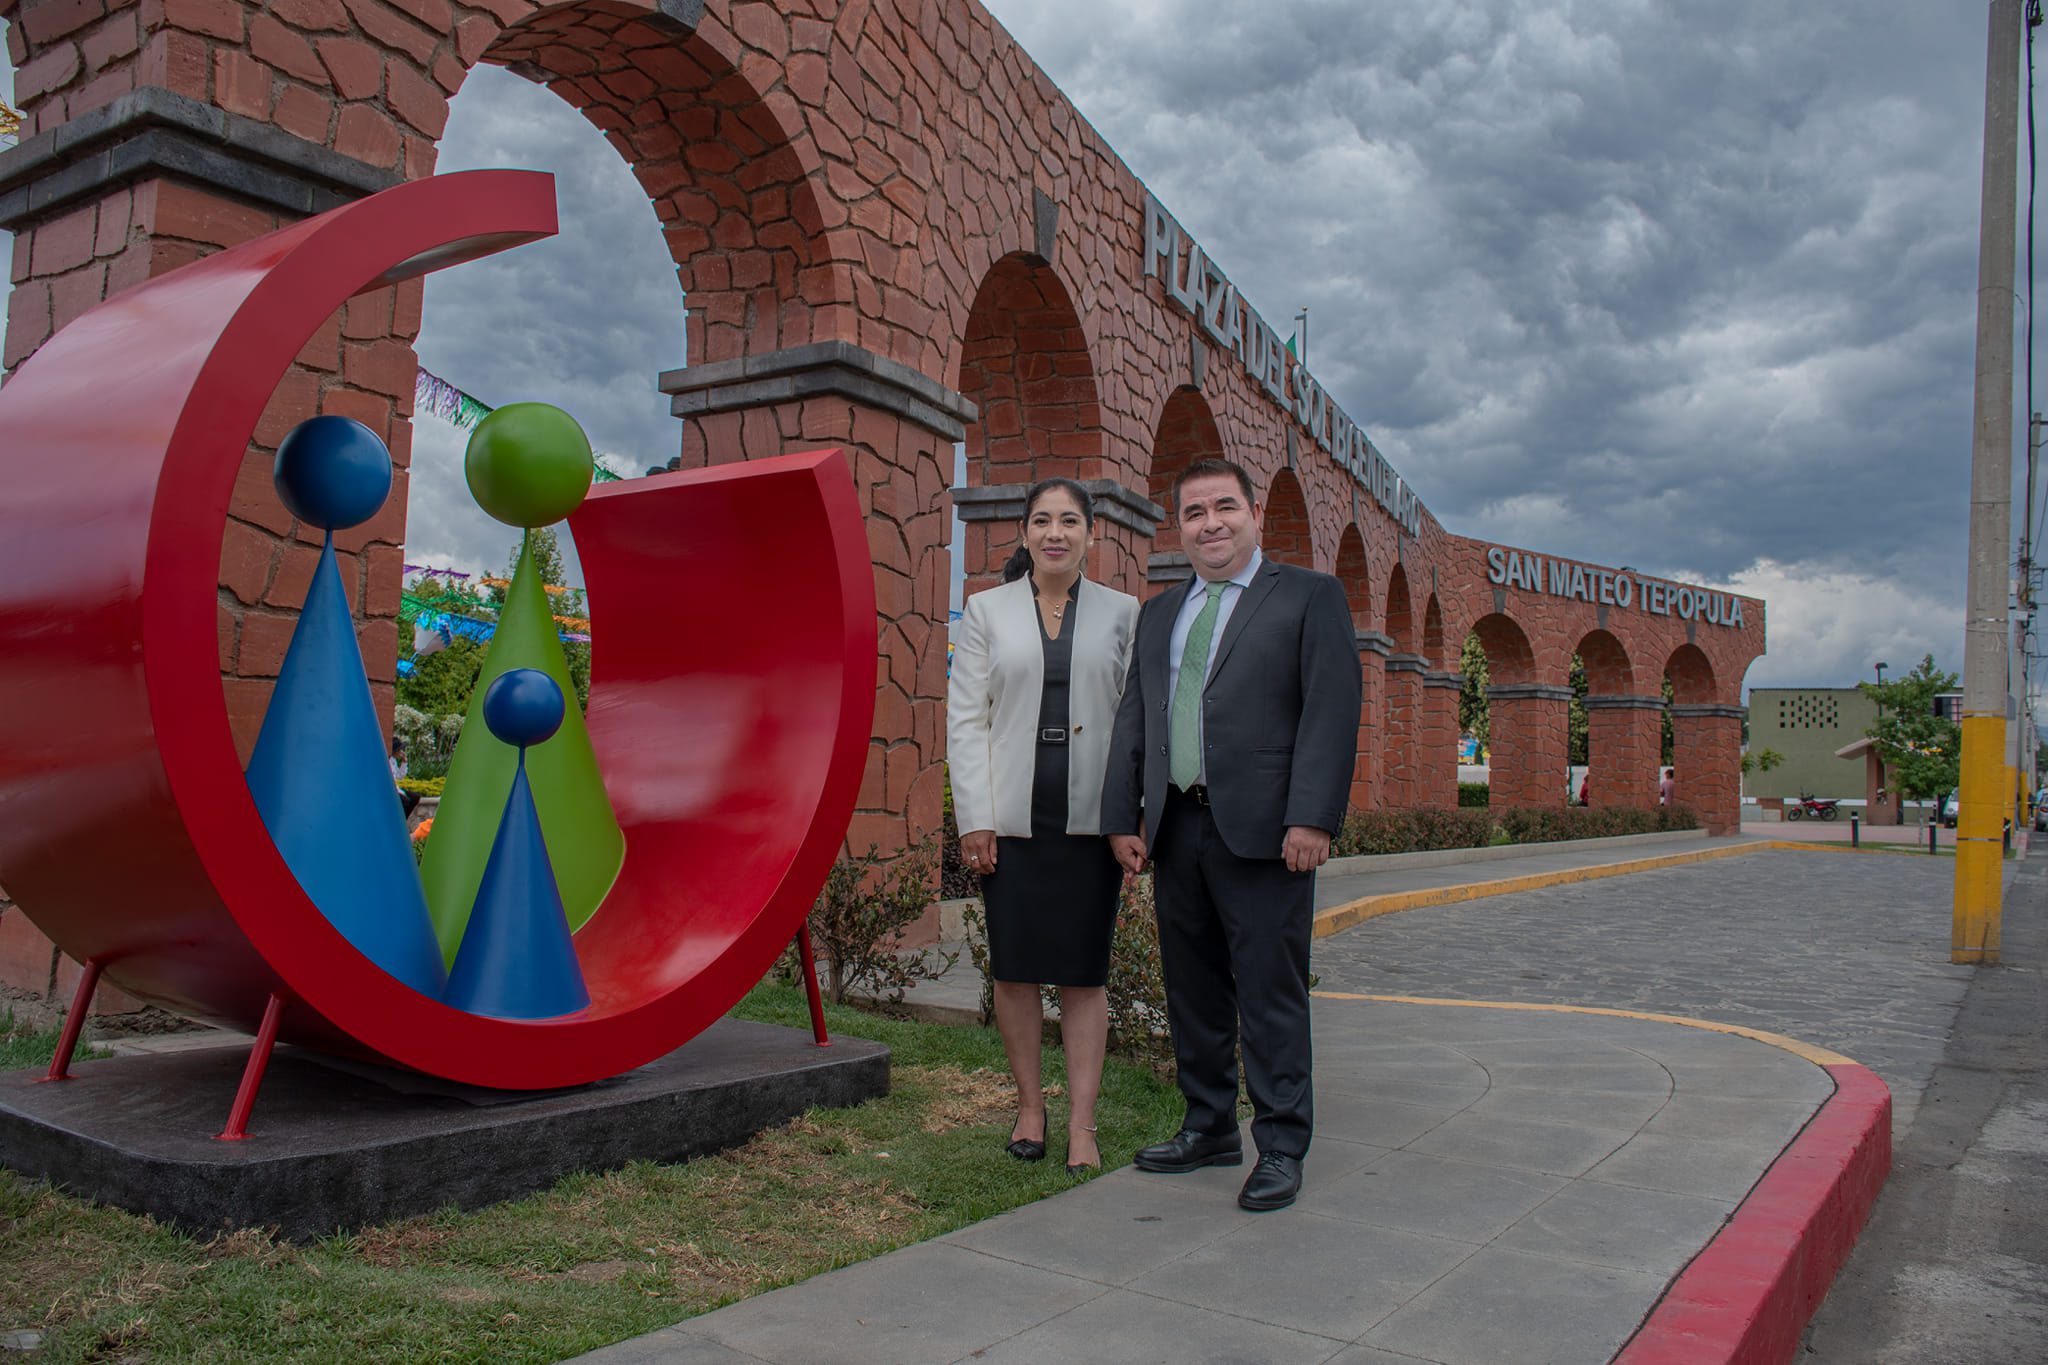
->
xmin=1000 ymin=477 xmax=1096 ymax=582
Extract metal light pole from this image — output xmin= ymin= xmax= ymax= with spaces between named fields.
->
xmin=1956 ymin=0 xmax=2024 ymax=964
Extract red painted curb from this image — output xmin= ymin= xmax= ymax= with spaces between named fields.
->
xmin=1613 ymin=1063 xmax=1892 ymax=1365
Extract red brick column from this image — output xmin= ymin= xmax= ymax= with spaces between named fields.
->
xmin=665 ymin=343 xmax=976 ymax=859
xmin=0 ymin=24 xmax=415 ymax=1017
xmin=1670 ymin=704 xmax=1744 ymax=835
xmin=1488 ymin=684 xmax=1572 ymax=809
xmin=1352 ymin=634 xmax=1389 ymax=811
xmin=1585 ymin=695 xmax=1664 ymax=808
xmin=1419 ymin=671 xmax=1462 ymax=809
xmin=1382 ymin=653 xmax=1424 ymax=807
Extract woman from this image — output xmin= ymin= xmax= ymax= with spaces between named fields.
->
xmin=948 ymin=478 xmax=1139 ymax=1175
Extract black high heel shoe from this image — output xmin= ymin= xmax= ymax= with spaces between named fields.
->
xmin=1007 ymin=1108 xmax=1047 ymax=1161
xmin=1066 ymin=1123 xmax=1099 ymax=1176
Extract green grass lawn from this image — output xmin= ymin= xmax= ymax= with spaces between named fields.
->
xmin=0 ymin=985 xmax=1181 ymax=1363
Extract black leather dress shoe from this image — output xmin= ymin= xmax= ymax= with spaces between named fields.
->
xmin=1237 ymin=1153 xmax=1303 ymax=1211
xmin=1133 ymin=1128 xmax=1244 ymax=1173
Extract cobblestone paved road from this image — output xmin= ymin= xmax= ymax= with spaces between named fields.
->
xmin=1311 ymin=849 xmax=1978 ymax=1136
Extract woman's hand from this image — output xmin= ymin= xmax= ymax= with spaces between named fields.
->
xmin=961 ymin=829 xmax=998 ymax=875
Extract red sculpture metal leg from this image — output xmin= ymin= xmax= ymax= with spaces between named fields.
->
xmin=796 ymin=923 xmax=831 ymax=1047
xmin=40 ymin=957 xmax=102 ymax=1082
xmin=216 ymin=992 xmax=287 ymax=1141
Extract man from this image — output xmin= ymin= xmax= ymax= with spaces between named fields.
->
xmin=1659 ymin=767 xmax=1675 ymax=807
xmin=1101 ymin=457 xmax=1360 ymax=1211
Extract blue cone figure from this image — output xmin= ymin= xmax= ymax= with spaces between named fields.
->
xmin=246 ymin=417 xmax=447 ymax=998
xmin=442 ymin=669 xmax=591 ymax=1019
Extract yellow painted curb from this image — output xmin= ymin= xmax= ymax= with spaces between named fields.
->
xmin=1309 ymin=990 xmax=1856 ymax=1067
xmin=1313 ymin=840 xmax=1830 ymax=939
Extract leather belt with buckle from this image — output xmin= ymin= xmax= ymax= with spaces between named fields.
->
xmin=1039 ymin=726 xmax=1068 ymax=744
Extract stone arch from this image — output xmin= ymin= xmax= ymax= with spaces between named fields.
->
xmin=1385 ymin=563 xmax=1415 ymax=655
xmin=1416 ymin=594 xmax=1456 ymax=808
xmin=1335 ymin=524 xmax=1375 ymax=811
xmin=1470 ymin=613 xmax=1560 ymax=809
xmin=1574 ymin=629 xmax=1634 ymax=696
xmin=1665 ymin=642 xmax=1737 ymax=833
xmin=1664 ymin=642 xmax=1718 ymax=705
xmin=1147 ymin=387 xmax=1225 ymax=532
xmin=1263 ymin=467 xmax=1312 ymax=569
xmin=1380 ymin=562 xmax=1422 ymax=804
xmin=471 ymin=3 xmax=838 ymax=376
xmin=951 ymin=252 xmax=1105 ymax=591
xmin=1469 ymin=612 xmax=1534 ymax=685
xmin=1574 ymin=629 xmax=1654 ymax=808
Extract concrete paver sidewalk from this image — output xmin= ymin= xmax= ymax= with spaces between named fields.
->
xmin=569 ymin=832 xmax=1899 ymax=1365
xmin=574 ymin=995 xmax=1845 ymax=1365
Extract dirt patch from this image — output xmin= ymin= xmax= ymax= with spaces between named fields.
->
xmin=351 ymin=1220 xmax=462 ymax=1269
xmin=899 ymin=1065 xmax=1044 ymax=1134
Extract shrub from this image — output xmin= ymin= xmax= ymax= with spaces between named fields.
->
xmin=936 ymin=779 xmax=978 ymax=900
xmin=790 ymin=841 xmax=957 ymax=1005
xmin=392 ymin=705 xmax=463 ymax=780
xmin=1332 ymin=808 xmax=1494 ymax=856
xmin=1458 ymin=781 xmax=1490 ymax=807
xmin=1494 ymin=804 xmax=1699 ymax=844
xmin=1103 ymin=874 xmax=1172 ymax=1073
xmin=398 ymin=776 xmax=445 ymax=797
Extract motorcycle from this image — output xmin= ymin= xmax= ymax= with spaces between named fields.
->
xmin=1785 ymin=793 xmax=1840 ymax=822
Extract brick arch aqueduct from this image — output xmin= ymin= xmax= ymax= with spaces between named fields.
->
xmin=0 ymin=0 xmax=1765 ymax=998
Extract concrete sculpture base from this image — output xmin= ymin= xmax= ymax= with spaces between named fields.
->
xmin=0 ymin=1018 xmax=888 ymax=1240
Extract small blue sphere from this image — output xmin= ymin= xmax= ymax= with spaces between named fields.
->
xmin=483 ymin=669 xmax=565 ymax=749
xmin=273 ymin=415 xmax=392 ymax=531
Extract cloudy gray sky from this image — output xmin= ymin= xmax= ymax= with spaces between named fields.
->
xmin=0 ymin=2 xmax=2037 ymax=697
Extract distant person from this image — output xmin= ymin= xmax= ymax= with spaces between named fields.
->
xmin=948 ymin=478 xmax=1139 ymax=1177
xmin=1659 ymin=767 xmax=1675 ymax=807
xmin=1577 ymin=773 xmax=1589 ymax=807
xmin=391 ymin=738 xmax=419 ymax=817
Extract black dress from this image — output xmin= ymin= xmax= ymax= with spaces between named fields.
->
xmin=981 ymin=582 xmax=1123 ymax=986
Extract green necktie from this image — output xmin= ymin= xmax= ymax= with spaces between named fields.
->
xmin=1170 ymin=581 xmax=1228 ymax=790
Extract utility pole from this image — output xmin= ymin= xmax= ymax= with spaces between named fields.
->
xmin=2020 ymin=414 xmax=2042 ymax=828
xmin=1957 ymin=0 xmax=2024 ymax=964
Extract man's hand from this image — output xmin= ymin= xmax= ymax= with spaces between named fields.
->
xmin=1282 ymin=825 xmax=1332 ymax=874
xmin=1109 ymin=833 xmax=1149 ymax=875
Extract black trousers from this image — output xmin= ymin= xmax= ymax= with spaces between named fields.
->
xmin=1151 ymin=786 xmax=1315 ymax=1159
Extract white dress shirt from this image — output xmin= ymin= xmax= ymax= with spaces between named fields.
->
xmin=1167 ymin=548 xmax=1264 ymax=785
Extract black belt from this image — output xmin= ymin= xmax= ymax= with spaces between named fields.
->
xmin=1175 ymin=782 xmax=1211 ymax=806
xmin=1038 ymin=726 xmax=1068 ymax=745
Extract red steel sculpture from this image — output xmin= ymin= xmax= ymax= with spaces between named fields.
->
xmin=0 ymin=170 xmax=876 ymax=1093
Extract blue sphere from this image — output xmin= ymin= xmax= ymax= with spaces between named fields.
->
xmin=483 ymin=669 xmax=565 ymax=749
xmin=273 ymin=415 xmax=393 ymax=531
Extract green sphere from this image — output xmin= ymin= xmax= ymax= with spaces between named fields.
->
xmin=464 ymin=403 xmax=595 ymax=527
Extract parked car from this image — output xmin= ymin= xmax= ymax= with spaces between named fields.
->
xmin=1942 ymin=793 xmax=1957 ymax=828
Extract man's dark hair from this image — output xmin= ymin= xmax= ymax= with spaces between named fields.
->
xmin=1172 ymin=457 xmax=1256 ymax=516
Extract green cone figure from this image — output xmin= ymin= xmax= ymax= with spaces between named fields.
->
xmin=421 ymin=404 xmax=623 ymax=961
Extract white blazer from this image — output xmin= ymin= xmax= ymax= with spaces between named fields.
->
xmin=948 ymin=575 xmax=1139 ymax=838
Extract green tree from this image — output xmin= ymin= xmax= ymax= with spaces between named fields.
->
xmin=1739 ymin=747 xmax=1785 ymax=778
xmin=1568 ymin=652 xmax=1588 ymax=766
xmin=1458 ymin=631 xmax=1490 ymax=751
xmin=1858 ymin=653 xmax=1961 ymax=804
xmin=396 ymin=635 xmax=486 ymax=718
xmin=1660 ymin=672 xmax=1675 ymax=765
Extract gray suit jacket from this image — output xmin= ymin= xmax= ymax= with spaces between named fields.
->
xmin=1101 ymin=558 xmax=1362 ymax=859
